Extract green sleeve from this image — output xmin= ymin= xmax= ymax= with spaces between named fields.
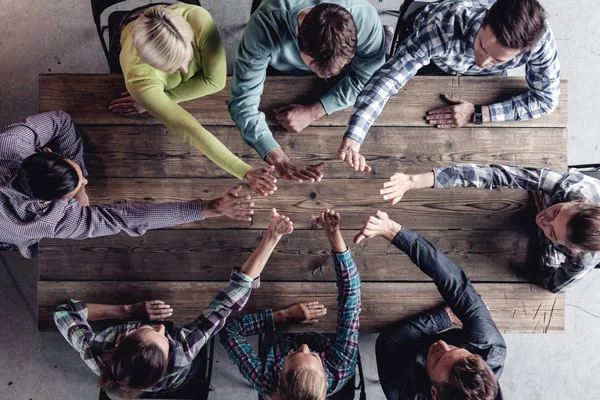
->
xmin=229 ymin=14 xmax=280 ymax=159
xmin=165 ymin=6 xmax=227 ymax=103
xmin=320 ymin=5 xmax=386 ymax=114
xmin=127 ymin=68 xmax=251 ymax=180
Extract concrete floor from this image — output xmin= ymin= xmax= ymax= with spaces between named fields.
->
xmin=0 ymin=0 xmax=599 ymax=399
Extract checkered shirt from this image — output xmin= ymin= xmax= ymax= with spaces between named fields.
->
xmin=219 ymin=250 xmax=361 ymax=398
xmin=434 ymin=164 xmax=600 ymax=293
xmin=345 ymin=0 xmax=561 ymax=144
xmin=54 ymin=271 xmax=255 ymax=393
xmin=0 ymin=111 xmax=204 ymax=258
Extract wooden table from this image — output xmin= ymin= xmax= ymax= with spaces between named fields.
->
xmin=37 ymin=74 xmax=567 ymax=333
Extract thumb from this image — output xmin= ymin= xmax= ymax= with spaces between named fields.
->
xmin=354 ymin=232 xmax=366 ymax=244
xmin=444 ymin=94 xmax=463 ymax=104
xmin=271 ymin=208 xmax=280 ymax=218
xmin=312 ymin=162 xmax=326 ymax=171
xmin=264 ymin=165 xmax=275 ymax=173
xmin=121 ymin=91 xmax=129 ymax=96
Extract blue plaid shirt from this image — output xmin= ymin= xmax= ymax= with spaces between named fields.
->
xmin=434 ymin=164 xmax=600 ymax=293
xmin=219 ymin=250 xmax=361 ymax=398
xmin=345 ymin=0 xmax=561 ymax=144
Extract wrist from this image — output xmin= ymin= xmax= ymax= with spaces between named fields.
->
xmin=273 ymin=309 xmax=288 ymax=324
xmin=384 ymin=221 xmax=403 ymax=242
xmin=327 ymin=231 xmax=346 ymax=253
xmin=411 ymin=172 xmax=435 ymax=190
xmin=200 ymin=199 xmax=219 ymax=219
xmin=122 ymin=304 xmax=134 ymax=319
xmin=265 ymin=147 xmax=288 ymax=165
xmin=310 ymin=102 xmax=327 ymax=119
xmin=482 ymin=105 xmax=491 ymax=123
xmin=263 ymin=230 xmax=282 ymax=244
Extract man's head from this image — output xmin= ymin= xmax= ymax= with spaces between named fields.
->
xmin=279 ymin=344 xmax=327 ymax=400
xmin=100 ymin=324 xmax=169 ymax=399
xmin=474 ymin=0 xmax=546 ymax=68
xmin=16 ymin=150 xmax=87 ymax=201
xmin=536 ymin=201 xmax=600 ymax=253
xmin=297 ymin=4 xmax=357 ymax=79
xmin=426 ymin=340 xmax=498 ymax=400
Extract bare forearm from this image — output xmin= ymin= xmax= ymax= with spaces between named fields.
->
xmin=327 ymin=230 xmax=347 ymax=253
xmin=240 ymin=232 xmax=281 ymax=279
xmin=86 ymin=303 xmax=131 ymax=321
xmin=265 ymin=147 xmax=288 ymax=165
xmin=410 ymin=172 xmax=435 ymax=190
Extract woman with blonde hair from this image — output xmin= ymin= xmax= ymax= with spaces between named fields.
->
xmin=109 ymin=4 xmax=276 ymax=196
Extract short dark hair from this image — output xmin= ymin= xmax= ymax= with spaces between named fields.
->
xmin=434 ymin=353 xmax=498 ymax=400
xmin=567 ymin=203 xmax=600 ymax=252
xmin=100 ymin=332 xmax=168 ymax=399
xmin=297 ymin=3 xmax=357 ymax=77
xmin=483 ymin=0 xmax=547 ymax=50
xmin=16 ymin=152 xmax=79 ymax=200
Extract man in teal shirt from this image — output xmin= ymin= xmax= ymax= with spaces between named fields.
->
xmin=229 ymin=0 xmax=386 ymax=183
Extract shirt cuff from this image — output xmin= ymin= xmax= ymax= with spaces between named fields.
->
xmin=320 ymin=94 xmax=344 ymax=115
xmin=332 ymin=249 xmax=353 ymax=263
xmin=178 ymin=200 xmax=204 ymax=222
xmin=255 ymin=136 xmax=281 ymax=159
xmin=487 ymin=102 xmax=508 ymax=122
xmin=343 ymin=130 xmax=365 ymax=145
xmin=233 ymin=270 xmax=261 ymax=289
xmin=263 ymin=310 xmax=276 ymax=331
xmin=432 ymin=167 xmax=451 ymax=188
xmin=231 ymin=271 xmax=256 ymax=288
xmin=391 ymin=227 xmax=418 ymax=252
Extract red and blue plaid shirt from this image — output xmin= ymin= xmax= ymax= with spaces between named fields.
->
xmin=219 ymin=250 xmax=361 ymax=398
xmin=54 ymin=271 xmax=255 ymax=393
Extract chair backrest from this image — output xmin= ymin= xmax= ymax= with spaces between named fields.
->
xmin=91 ymin=0 xmax=201 ymax=25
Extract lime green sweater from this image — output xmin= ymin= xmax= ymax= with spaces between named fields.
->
xmin=120 ymin=4 xmax=251 ymax=180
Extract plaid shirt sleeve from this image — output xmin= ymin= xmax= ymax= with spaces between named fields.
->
xmin=48 ymin=200 xmax=204 ymax=240
xmin=174 ymin=271 xmax=254 ymax=363
xmin=538 ymin=233 xmax=600 ymax=294
xmin=327 ymin=250 xmax=361 ymax=393
xmin=433 ymin=164 xmax=567 ymax=195
xmin=53 ymin=300 xmax=102 ymax=375
xmin=219 ymin=310 xmax=277 ymax=396
xmin=488 ymin=26 xmax=561 ymax=122
xmin=344 ymin=16 xmax=447 ymax=144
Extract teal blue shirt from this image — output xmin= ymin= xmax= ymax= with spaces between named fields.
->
xmin=229 ymin=0 xmax=386 ymax=158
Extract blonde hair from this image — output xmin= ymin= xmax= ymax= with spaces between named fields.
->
xmin=279 ymin=365 xmax=327 ymax=400
xmin=131 ymin=6 xmax=194 ymax=73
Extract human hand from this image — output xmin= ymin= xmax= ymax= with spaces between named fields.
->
xmin=128 ymin=300 xmax=173 ymax=321
xmin=244 ymin=165 xmax=277 ymax=197
xmin=74 ymin=184 xmax=90 ymax=207
xmin=337 ymin=137 xmax=371 ymax=172
xmin=273 ymin=160 xmax=325 ymax=183
xmin=380 ymin=172 xmax=414 ymax=205
xmin=280 ymin=301 xmax=327 ymax=324
xmin=444 ymin=306 xmax=463 ymax=327
xmin=273 ymin=102 xmax=325 ymax=133
xmin=109 ymin=91 xmax=147 ymax=116
xmin=201 ymin=186 xmax=254 ymax=221
xmin=266 ymin=208 xmax=294 ymax=238
xmin=354 ymin=210 xmax=402 ymax=244
xmin=425 ymin=95 xmax=475 ymax=128
xmin=310 ymin=209 xmax=340 ymax=233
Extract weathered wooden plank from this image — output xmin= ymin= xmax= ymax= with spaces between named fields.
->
xmin=37 ymin=281 xmax=564 ymax=333
xmin=82 ymin=178 xmax=535 ymax=229
xmin=39 ymin=74 xmax=568 ymax=128
xmin=38 ymin=229 xmax=532 ymax=282
xmin=79 ymin=125 xmax=568 ymax=178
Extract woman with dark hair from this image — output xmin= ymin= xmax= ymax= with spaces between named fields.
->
xmin=54 ymin=209 xmax=294 ymax=399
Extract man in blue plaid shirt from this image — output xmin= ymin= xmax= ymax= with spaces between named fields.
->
xmin=338 ymin=0 xmax=561 ymax=172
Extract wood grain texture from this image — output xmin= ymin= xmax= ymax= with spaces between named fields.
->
xmin=38 ymin=281 xmax=564 ymax=333
xmin=79 ymin=125 xmax=568 ymax=178
xmin=39 ymin=74 xmax=568 ymax=128
xmin=82 ymin=178 xmax=536 ymax=229
xmin=38 ymin=229 xmax=532 ymax=282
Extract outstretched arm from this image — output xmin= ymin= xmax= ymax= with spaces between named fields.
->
xmin=379 ymin=164 xmax=568 ymax=205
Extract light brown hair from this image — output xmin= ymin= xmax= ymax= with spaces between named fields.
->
xmin=483 ymin=0 xmax=546 ymax=50
xmin=434 ymin=353 xmax=498 ymax=400
xmin=297 ymin=3 xmax=357 ymax=77
xmin=567 ymin=202 xmax=600 ymax=252
xmin=131 ymin=6 xmax=194 ymax=73
xmin=279 ymin=365 xmax=327 ymax=400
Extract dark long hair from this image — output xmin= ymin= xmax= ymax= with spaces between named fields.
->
xmin=99 ymin=332 xmax=168 ymax=399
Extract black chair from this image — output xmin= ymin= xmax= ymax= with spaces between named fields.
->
xmin=98 ymin=336 xmax=215 ymax=400
xmin=256 ymin=333 xmax=367 ymax=400
xmin=569 ymin=163 xmax=600 ymax=180
xmin=90 ymin=0 xmax=201 ymax=73
xmin=387 ymin=0 xmax=441 ymax=57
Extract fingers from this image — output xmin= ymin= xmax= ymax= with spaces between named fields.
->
xmin=271 ymin=208 xmax=280 ymax=218
xmin=148 ymin=300 xmax=165 ymax=306
xmin=273 ymin=105 xmax=293 ymax=114
xmin=353 ymin=232 xmax=367 ymax=244
xmin=436 ymin=124 xmax=459 ymax=129
xmin=264 ymin=165 xmax=276 ymax=173
xmin=426 ymin=106 xmax=452 ymax=115
xmin=380 ymin=186 xmax=397 ymax=196
xmin=121 ymin=91 xmax=129 ymax=96
xmin=228 ymin=185 xmax=243 ymax=197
